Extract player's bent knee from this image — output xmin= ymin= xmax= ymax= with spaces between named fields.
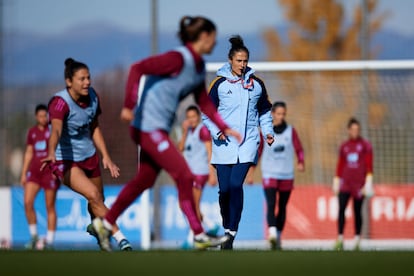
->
xmin=86 ymin=190 xmax=104 ymax=206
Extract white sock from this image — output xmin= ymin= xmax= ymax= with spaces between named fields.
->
xmin=29 ymin=224 xmax=37 ymax=237
xmin=226 ymin=230 xmax=237 ymax=237
xmin=194 ymin=232 xmax=207 ymax=240
xmin=186 ymin=230 xmax=194 ymax=244
xmin=46 ymin=231 xmax=55 ymax=244
xmin=103 ymin=219 xmax=113 ymax=231
xmin=355 ymin=235 xmax=361 ymax=243
xmin=112 ymin=230 xmax=126 ymax=244
xmin=338 ymin=234 xmax=344 ymax=242
xmin=268 ymin=226 xmax=277 ymax=238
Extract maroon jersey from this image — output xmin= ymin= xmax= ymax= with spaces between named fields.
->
xmin=336 ymin=137 xmax=373 ymax=190
xmin=26 ymin=126 xmax=50 ymax=173
xmin=26 ymin=126 xmax=59 ymax=190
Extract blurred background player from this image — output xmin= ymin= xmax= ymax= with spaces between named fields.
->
xmin=259 ymin=101 xmax=304 ymax=250
xmin=178 ymin=105 xmax=219 ymax=248
xmin=42 ymin=58 xmax=132 ymax=251
xmin=333 ymin=117 xmax=374 ymax=251
xmin=92 ymin=16 xmax=241 ymax=251
xmin=203 ymin=35 xmax=274 ymax=250
xmin=20 ymin=104 xmax=60 ymax=249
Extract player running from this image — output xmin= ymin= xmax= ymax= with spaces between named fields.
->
xmin=178 ymin=105 xmax=219 ymax=248
xmin=333 ymin=117 xmax=374 ymax=251
xmin=203 ymin=35 xmax=274 ymax=250
xmin=42 ymin=58 xmax=132 ymax=251
xmin=20 ymin=104 xmax=60 ymax=249
xmin=92 ymin=16 xmax=241 ymax=251
xmin=260 ymin=101 xmax=304 ymax=250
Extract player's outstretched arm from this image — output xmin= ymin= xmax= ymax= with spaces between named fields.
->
xmin=91 ymin=122 xmax=120 ymax=178
xmin=195 ymin=87 xmax=242 ymax=143
xmin=120 ymin=107 xmax=134 ymax=123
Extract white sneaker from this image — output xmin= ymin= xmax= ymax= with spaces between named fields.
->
xmin=269 ymin=235 xmax=277 ymax=250
xmin=194 ymin=233 xmax=229 ymax=250
xmin=92 ymin=218 xmax=112 ymax=252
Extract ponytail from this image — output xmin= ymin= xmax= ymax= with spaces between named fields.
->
xmin=178 ymin=16 xmax=216 ymax=44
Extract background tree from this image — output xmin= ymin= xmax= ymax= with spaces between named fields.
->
xmin=258 ymin=0 xmax=390 ymax=185
xmin=264 ymin=0 xmax=388 ymax=61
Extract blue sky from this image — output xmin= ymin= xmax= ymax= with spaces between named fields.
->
xmin=4 ymin=0 xmax=414 ymax=36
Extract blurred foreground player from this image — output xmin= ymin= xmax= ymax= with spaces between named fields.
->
xmin=42 ymin=58 xmax=132 ymax=251
xmin=92 ymin=16 xmax=241 ymax=251
xmin=333 ymin=117 xmax=374 ymax=251
xmin=260 ymin=101 xmax=304 ymax=250
xmin=20 ymin=104 xmax=60 ymax=249
xmin=178 ymin=105 xmax=219 ymax=248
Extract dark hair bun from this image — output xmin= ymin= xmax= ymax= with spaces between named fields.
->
xmin=63 ymin=57 xmax=88 ymax=81
xmin=227 ymin=35 xmax=249 ymax=59
xmin=64 ymin=58 xmax=75 ymax=67
xmin=229 ymin=35 xmax=245 ymax=48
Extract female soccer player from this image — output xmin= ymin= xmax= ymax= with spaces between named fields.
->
xmin=42 ymin=58 xmax=132 ymax=251
xmin=178 ymin=105 xmax=219 ymax=248
xmin=92 ymin=16 xmax=241 ymax=251
xmin=20 ymin=104 xmax=60 ymax=249
xmin=260 ymin=101 xmax=304 ymax=250
xmin=203 ymin=35 xmax=274 ymax=250
xmin=333 ymin=117 xmax=374 ymax=251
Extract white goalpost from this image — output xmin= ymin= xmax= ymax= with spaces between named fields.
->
xmin=207 ymin=60 xmax=414 ymax=72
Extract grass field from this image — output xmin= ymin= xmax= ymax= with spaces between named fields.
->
xmin=1 ymin=250 xmax=413 ymax=276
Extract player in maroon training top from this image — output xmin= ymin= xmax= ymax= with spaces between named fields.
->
xmin=332 ymin=117 xmax=374 ymax=251
xmin=20 ymin=104 xmax=60 ymax=249
xmin=92 ymin=16 xmax=241 ymax=251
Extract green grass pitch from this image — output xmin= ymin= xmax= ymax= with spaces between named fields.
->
xmin=1 ymin=250 xmax=413 ymax=276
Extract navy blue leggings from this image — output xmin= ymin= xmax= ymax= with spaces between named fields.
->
xmin=216 ymin=162 xmax=251 ymax=231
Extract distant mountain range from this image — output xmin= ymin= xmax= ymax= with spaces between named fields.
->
xmin=3 ymin=21 xmax=414 ymax=86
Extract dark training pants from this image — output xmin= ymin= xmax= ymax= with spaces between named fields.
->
xmin=338 ymin=192 xmax=364 ymax=236
xmin=264 ymin=188 xmax=291 ymax=231
xmin=216 ymin=162 xmax=251 ymax=232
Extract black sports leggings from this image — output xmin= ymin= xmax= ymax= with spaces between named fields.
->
xmin=338 ymin=192 xmax=364 ymax=235
xmin=264 ymin=188 xmax=291 ymax=231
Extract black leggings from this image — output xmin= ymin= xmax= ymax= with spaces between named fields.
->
xmin=264 ymin=188 xmax=291 ymax=231
xmin=338 ymin=192 xmax=364 ymax=235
